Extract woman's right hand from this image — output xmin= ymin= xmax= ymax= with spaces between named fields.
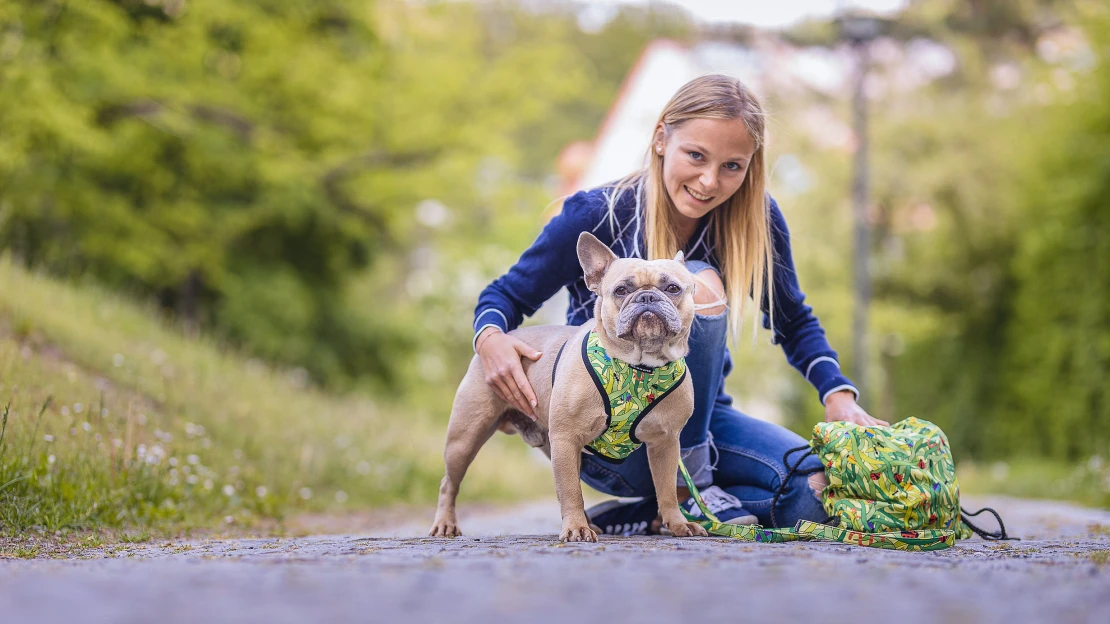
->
xmin=476 ymin=328 xmax=542 ymax=420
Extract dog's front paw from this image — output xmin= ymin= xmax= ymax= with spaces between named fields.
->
xmin=429 ymin=519 xmax=462 ymax=538
xmin=560 ymin=523 xmax=598 ymax=543
xmin=664 ymin=519 xmax=709 ymax=537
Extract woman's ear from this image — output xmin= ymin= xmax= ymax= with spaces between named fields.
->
xmin=653 ymin=124 xmax=666 ymax=155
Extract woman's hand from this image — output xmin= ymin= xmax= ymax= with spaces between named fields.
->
xmin=475 ymin=327 xmax=542 ymax=420
xmin=824 ymin=390 xmax=889 ymax=427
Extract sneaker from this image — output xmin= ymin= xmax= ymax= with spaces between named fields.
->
xmin=681 ymin=486 xmax=757 ymax=526
xmin=585 ymin=497 xmax=657 ymax=536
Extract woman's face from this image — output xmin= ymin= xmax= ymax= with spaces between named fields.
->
xmin=654 ymin=117 xmax=756 ymax=223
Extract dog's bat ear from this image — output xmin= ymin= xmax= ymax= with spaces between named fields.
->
xmin=673 ymin=250 xmax=685 ymax=265
xmin=577 ymin=232 xmax=618 ymax=292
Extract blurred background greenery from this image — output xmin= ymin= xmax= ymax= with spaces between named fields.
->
xmin=0 ymin=0 xmax=1107 ymax=538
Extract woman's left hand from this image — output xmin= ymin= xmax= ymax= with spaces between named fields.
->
xmin=824 ymin=390 xmax=889 ymax=427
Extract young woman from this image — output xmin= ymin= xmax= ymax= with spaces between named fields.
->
xmin=472 ymin=74 xmax=888 ymax=534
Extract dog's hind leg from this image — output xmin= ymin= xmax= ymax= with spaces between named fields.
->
xmin=429 ymin=376 xmax=503 ymax=537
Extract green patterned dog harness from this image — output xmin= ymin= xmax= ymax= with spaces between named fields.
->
xmin=578 ymin=329 xmax=687 ymax=462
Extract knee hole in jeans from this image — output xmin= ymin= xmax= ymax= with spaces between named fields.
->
xmin=808 ymin=472 xmax=829 ymax=498
xmin=693 ymin=268 xmax=726 ymax=316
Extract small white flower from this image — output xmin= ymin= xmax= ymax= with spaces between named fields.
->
xmin=43 ymin=434 xmax=54 ymax=442
xmin=74 ymin=403 xmax=84 ymax=414
xmin=334 ymin=491 xmax=348 ymax=504
xmin=60 ymin=406 xmax=70 ymax=417
xmin=203 ymin=479 xmax=213 ymax=490
xmin=186 ymin=475 xmax=199 ymax=485
xmin=187 ymin=454 xmax=199 ymax=465
xmin=81 ymin=422 xmax=90 ymax=432
xmin=168 ymin=457 xmax=178 ymax=467
xmin=298 ymin=487 xmax=313 ymax=500
xmin=113 ymin=353 xmax=125 ymax=367
xmin=255 ymin=486 xmax=268 ymax=498
xmin=47 ymin=455 xmax=56 ymax=464
xmin=224 ymin=515 xmax=235 ymax=524
xmin=223 ymin=484 xmax=235 ymax=496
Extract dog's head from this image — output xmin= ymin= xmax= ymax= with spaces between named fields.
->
xmin=577 ymin=232 xmax=697 ymax=367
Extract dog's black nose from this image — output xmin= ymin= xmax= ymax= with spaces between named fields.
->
xmin=633 ymin=290 xmax=660 ymax=305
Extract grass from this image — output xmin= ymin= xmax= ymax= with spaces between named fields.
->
xmin=958 ymin=456 xmax=1110 ymax=509
xmin=0 ymin=256 xmax=550 ymax=544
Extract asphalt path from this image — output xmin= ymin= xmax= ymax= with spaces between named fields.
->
xmin=2 ymin=496 xmax=1109 ymax=624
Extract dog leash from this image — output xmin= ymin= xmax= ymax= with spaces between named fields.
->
xmin=676 ymin=458 xmax=957 ymax=551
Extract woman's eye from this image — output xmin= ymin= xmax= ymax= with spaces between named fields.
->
xmin=724 ymin=162 xmax=742 ymax=171
xmin=666 ymin=284 xmax=681 ymax=294
xmin=614 ymin=286 xmax=628 ymax=296
xmin=688 ymin=151 xmax=703 ymax=161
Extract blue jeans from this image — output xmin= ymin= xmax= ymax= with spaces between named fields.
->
xmin=579 ymin=260 xmax=826 ymax=528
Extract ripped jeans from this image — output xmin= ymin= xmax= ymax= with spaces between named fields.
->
xmin=578 ymin=260 xmax=826 ymax=528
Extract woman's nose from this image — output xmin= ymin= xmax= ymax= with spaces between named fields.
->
xmin=699 ymin=171 xmax=718 ymax=192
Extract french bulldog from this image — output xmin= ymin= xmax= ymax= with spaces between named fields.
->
xmin=429 ymin=231 xmax=708 ymax=542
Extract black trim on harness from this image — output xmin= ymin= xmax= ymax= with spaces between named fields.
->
xmin=549 ymin=337 xmax=570 ymax=388
xmin=578 ymin=330 xmax=686 ymax=462
xmin=582 ymin=330 xmax=613 ymax=442
xmin=627 ymin=368 xmax=686 ymax=445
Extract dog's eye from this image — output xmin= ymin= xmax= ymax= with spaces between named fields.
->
xmin=614 ymin=286 xmax=629 ymax=296
xmin=666 ymin=284 xmax=681 ymax=294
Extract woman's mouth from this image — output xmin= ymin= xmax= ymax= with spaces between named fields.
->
xmin=685 ymin=185 xmax=713 ymax=203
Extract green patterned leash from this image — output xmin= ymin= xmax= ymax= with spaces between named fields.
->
xmin=677 ymin=458 xmax=806 ymax=543
xmin=677 ymin=459 xmax=956 ymax=551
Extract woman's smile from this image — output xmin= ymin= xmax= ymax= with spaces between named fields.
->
xmin=684 ymin=185 xmax=714 ymax=203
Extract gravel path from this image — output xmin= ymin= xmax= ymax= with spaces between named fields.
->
xmin=2 ymin=496 xmax=1109 ymax=624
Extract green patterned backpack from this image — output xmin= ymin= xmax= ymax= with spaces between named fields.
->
xmin=797 ymin=418 xmax=1002 ymax=537
xmin=678 ymin=417 xmax=1010 ymax=551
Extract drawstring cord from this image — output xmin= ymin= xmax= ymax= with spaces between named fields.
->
xmin=769 ymin=444 xmax=822 ymax=528
xmin=960 ymin=506 xmax=1016 ymax=540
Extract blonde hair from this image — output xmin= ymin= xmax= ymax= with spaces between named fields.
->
xmin=602 ymin=74 xmax=774 ymax=341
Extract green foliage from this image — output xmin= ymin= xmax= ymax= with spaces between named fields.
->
xmin=997 ymin=7 xmax=1110 ymax=460
xmin=0 ymin=0 xmax=662 ymax=389
xmin=0 ymin=257 xmax=549 ymax=535
xmin=874 ymin=3 xmax=1110 ymax=464
xmin=775 ymin=1 xmax=1110 ymax=471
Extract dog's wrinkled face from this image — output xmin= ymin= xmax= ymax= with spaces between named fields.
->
xmin=577 ymin=232 xmax=697 ymax=365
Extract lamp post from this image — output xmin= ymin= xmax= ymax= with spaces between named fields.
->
xmin=837 ymin=13 xmax=882 ymax=403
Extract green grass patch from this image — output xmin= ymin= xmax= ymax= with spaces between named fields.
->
xmin=0 ymin=257 xmax=550 ymax=542
xmin=959 ymin=456 xmax=1110 ymax=508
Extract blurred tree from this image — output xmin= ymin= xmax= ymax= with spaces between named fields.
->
xmin=0 ymin=0 xmax=662 ymax=391
xmin=997 ymin=4 xmax=1110 ymax=459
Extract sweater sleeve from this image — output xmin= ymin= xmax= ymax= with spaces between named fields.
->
xmin=472 ymin=190 xmax=603 ymax=352
xmin=762 ymin=196 xmax=860 ymax=405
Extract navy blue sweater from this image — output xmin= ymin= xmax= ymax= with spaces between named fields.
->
xmin=472 ymin=186 xmax=859 ymax=405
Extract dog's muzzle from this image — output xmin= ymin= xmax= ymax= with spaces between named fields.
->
xmin=616 ymin=289 xmax=682 ymax=339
